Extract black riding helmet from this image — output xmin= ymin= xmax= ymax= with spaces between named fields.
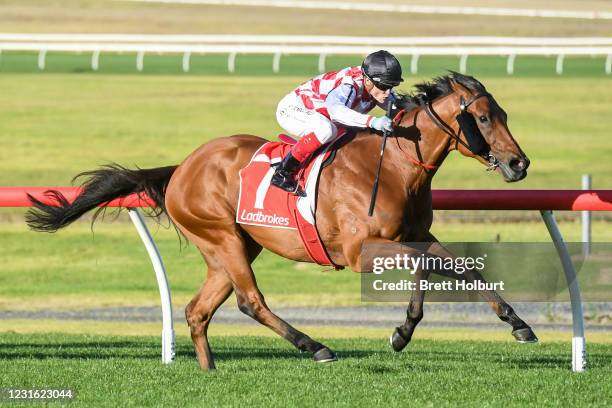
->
xmin=361 ymin=50 xmax=404 ymax=88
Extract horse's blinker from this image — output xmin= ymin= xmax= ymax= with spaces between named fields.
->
xmin=455 ymin=95 xmax=490 ymax=157
xmin=456 ymin=110 xmax=489 ymax=156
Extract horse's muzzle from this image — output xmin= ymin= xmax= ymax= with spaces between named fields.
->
xmin=499 ymin=156 xmax=530 ymax=182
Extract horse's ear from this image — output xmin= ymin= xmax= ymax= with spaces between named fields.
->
xmin=449 ymin=78 xmax=469 ymax=94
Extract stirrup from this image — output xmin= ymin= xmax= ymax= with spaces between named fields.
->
xmin=292 ymin=185 xmax=306 ymax=197
xmin=285 ymin=184 xmax=306 ymax=197
xmin=271 ymin=177 xmax=306 ymax=197
xmin=270 ymin=152 xmax=306 ymax=197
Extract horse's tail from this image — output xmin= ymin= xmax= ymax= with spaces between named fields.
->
xmin=26 ymin=164 xmax=178 ymax=232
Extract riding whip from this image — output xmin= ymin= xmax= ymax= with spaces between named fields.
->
xmin=367 ymin=94 xmax=395 ymax=217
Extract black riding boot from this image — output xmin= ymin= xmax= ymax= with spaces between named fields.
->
xmin=270 ymin=152 xmax=305 ymax=196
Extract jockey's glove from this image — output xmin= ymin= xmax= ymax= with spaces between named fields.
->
xmin=370 ymin=116 xmax=393 ymax=133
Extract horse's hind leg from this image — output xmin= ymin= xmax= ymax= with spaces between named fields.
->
xmin=235 ymin=284 xmax=336 ymax=363
xmin=185 ymin=267 xmax=233 ymax=369
xmin=227 ymin=242 xmax=336 ymax=363
xmin=187 ymin=228 xmax=335 ymax=366
xmin=184 ymin=234 xmax=264 ymax=369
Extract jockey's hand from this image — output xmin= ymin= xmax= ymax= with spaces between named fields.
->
xmin=370 ymin=116 xmax=393 ymax=133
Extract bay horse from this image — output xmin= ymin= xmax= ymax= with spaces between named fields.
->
xmin=27 ymin=72 xmax=537 ymax=369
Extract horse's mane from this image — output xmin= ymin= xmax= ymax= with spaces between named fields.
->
xmin=396 ymin=71 xmax=488 ymax=112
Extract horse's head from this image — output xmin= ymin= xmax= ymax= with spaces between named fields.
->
xmin=447 ymin=74 xmax=529 ymax=182
xmin=402 ymin=72 xmax=529 ymax=182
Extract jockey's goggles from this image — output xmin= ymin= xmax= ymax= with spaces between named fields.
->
xmin=373 ymin=82 xmax=394 ymax=91
xmin=365 ymin=75 xmax=396 ymax=91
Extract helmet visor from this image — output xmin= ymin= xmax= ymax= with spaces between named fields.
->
xmin=365 ymin=74 xmax=400 ymax=91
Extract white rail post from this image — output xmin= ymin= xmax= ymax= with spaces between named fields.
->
xmin=606 ymin=54 xmax=612 ymax=75
xmin=128 ymin=209 xmax=176 ymax=364
xmin=272 ymin=52 xmax=281 ymax=73
xmin=228 ymin=52 xmax=236 ymax=73
xmin=410 ymin=53 xmax=419 ymax=74
xmin=540 ymin=210 xmax=586 ymax=372
xmin=136 ymin=51 xmax=145 ymax=72
xmin=459 ymin=54 xmax=468 ymax=74
xmin=38 ymin=49 xmax=47 ymax=70
xmin=91 ymin=50 xmax=100 ymax=71
xmin=582 ymin=175 xmax=592 ymax=256
xmin=318 ymin=53 xmax=326 ymax=73
xmin=182 ymin=51 xmax=191 ymax=73
xmin=556 ymin=54 xmax=565 ymax=75
xmin=506 ymin=54 xmax=516 ymax=75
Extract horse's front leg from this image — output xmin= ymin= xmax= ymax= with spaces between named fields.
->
xmin=354 ymin=238 xmax=432 ymax=352
xmin=390 ymin=266 xmax=431 ymax=352
xmin=424 ymin=233 xmax=538 ymax=343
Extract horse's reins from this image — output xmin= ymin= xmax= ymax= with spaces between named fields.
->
xmin=420 ymin=92 xmax=500 ymax=171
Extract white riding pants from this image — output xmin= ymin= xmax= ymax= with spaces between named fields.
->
xmin=276 ymin=93 xmax=338 ymax=144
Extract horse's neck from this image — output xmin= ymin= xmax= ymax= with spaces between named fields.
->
xmin=341 ymin=92 xmax=457 ymax=190
xmin=389 ymin=96 xmax=458 ymax=192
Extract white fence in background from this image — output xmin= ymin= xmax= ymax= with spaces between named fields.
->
xmin=1 ymin=34 xmax=611 ymax=75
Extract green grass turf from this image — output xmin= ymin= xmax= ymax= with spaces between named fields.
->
xmin=0 ymin=333 xmax=610 ymax=407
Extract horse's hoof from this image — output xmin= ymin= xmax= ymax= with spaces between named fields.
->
xmin=313 ymin=347 xmax=337 ymax=363
xmin=390 ymin=327 xmax=410 ymax=352
xmin=512 ymin=327 xmax=539 ymax=343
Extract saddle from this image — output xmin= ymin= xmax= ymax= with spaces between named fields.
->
xmin=235 ymin=134 xmax=347 ymax=269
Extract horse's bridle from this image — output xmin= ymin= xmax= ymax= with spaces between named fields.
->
xmin=419 ymin=92 xmax=500 ymax=171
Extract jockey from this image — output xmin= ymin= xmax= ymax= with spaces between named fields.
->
xmin=271 ymin=50 xmax=404 ymax=195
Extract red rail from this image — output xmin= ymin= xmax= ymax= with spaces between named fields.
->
xmin=432 ymin=189 xmax=612 ymax=211
xmin=1 ymin=187 xmax=611 ymax=211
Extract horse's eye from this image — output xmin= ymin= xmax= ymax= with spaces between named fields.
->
xmin=479 ymin=115 xmax=488 ymax=123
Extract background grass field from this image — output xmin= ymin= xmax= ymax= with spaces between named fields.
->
xmin=1 ymin=74 xmax=610 ymax=188
xmin=2 ymin=220 xmax=611 ymax=310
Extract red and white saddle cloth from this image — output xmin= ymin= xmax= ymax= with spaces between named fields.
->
xmin=236 ymin=135 xmax=343 ymax=269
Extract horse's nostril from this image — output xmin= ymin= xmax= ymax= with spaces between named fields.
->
xmin=509 ymin=158 xmax=528 ymax=172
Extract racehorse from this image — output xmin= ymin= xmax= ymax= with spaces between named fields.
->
xmin=27 ymin=72 xmax=537 ymax=369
